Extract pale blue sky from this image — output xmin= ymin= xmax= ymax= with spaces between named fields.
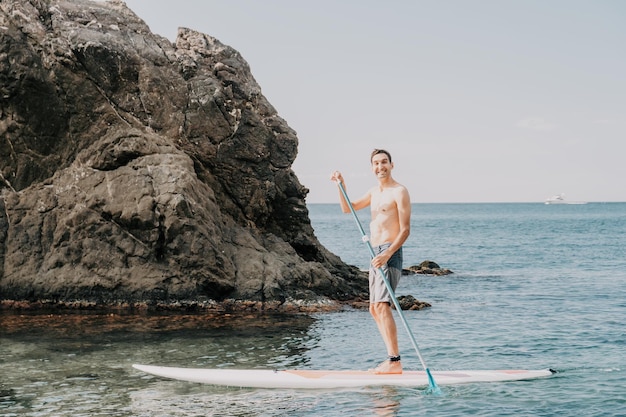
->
xmin=123 ymin=0 xmax=625 ymax=203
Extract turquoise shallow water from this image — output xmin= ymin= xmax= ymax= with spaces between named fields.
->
xmin=1 ymin=203 xmax=625 ymax=416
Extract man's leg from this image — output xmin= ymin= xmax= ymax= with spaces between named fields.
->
xmin=368 ymin=245 xmax=403 ymax=374
xmin=369 ymin=301 xmax=402 ymax=374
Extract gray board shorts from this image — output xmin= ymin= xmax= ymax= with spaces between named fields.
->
xmin=369 ymin=243 xmax=402 ymax=303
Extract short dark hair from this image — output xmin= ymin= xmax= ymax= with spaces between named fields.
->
xmin=371 ymin=149 xmax=392 ymax=163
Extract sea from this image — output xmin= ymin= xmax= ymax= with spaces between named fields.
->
xmin=1 ymin=202 xmax=625 ymax=416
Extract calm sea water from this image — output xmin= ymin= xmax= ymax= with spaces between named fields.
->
xmin=1 ymin=203 xmax=625 ymax=416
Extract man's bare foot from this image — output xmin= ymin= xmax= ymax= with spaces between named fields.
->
xmin=368 ymin=359 xmax=403 ymax=374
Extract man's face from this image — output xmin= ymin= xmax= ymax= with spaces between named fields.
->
xmin=371 ymin=153 xmax=393 ymax=179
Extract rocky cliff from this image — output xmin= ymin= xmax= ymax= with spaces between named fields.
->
xmin=0 ymin=0 xmax=366 ymax=309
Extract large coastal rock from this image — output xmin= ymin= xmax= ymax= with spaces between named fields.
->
xmin=0 ymin=0 xmax=366 ymax=308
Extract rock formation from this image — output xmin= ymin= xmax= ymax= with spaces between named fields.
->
xmin=0 ymin=0 xmax=366 ymax=309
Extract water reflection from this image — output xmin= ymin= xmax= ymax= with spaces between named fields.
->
xmin=368 ymin=386 xmax=402 ymax=416
xmin=129 ymin=383 xmax=407 ymax=417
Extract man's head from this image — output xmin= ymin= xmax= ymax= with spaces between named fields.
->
xmin=370 ymin=149 xmax=394 ymax=180
xmin=371 ymin=149 xmax=392 ymax=164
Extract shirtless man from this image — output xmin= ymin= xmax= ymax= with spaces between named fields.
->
xmin=330 ymin=149 xmax=411 ymax=374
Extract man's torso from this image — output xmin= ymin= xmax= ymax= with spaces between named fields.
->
xmin=369 ymin=185 xmax=402 ymax=246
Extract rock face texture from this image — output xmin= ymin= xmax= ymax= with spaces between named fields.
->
xmin=0 ymin=0 xmax=366 ymax=308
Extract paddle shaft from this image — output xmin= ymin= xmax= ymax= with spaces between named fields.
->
xmin=336 ymin=180 xmax=440 ymax=391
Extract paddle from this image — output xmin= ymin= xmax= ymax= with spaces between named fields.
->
xmin=336 ymin=179 xmax=442 ymax=395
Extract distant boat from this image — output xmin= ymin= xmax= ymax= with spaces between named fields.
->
xmin=544 ymin=193 xmax=587 ymax=205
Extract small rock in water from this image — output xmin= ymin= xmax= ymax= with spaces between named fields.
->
xmin=403 ymin=260 xmax=453 ymax=276
xmin=395 ymin=295 xmax=431 ymax=310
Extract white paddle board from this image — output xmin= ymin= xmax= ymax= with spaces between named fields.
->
xmin=133 ymin=364 xmax=554 ymax=389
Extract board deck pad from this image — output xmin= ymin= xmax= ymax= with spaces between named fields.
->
xmin=133 ymin=364 xmax=554 ymax=389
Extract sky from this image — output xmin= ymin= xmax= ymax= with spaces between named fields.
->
xmin=122 ymin=0 xmax=625 ymax=203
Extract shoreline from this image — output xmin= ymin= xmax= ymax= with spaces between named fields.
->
xmin=0 ymin=298 xmax=366 ymax=336
xmin=0 ymin=297 xmax=365 ymax=315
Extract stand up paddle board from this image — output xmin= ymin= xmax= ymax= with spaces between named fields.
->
xmin=133 ymin=364 xmax=554 ymax=389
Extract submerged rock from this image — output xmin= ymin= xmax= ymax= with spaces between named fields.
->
xmin=0 ymin=0 xmax=366 ymax=309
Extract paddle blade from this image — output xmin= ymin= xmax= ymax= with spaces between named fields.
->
xmin=424 ymin=369 xmax=443 ymax=395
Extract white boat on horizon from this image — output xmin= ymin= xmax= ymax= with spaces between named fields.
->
xmin=545 ymin=193 xmax=587 ymax=205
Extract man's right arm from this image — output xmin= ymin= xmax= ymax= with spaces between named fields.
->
xmin=330 ymin=171 xmax=370 ymax=213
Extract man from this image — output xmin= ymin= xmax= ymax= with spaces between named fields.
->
xmin=330 ymin=149 xmax=411 ymax=374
